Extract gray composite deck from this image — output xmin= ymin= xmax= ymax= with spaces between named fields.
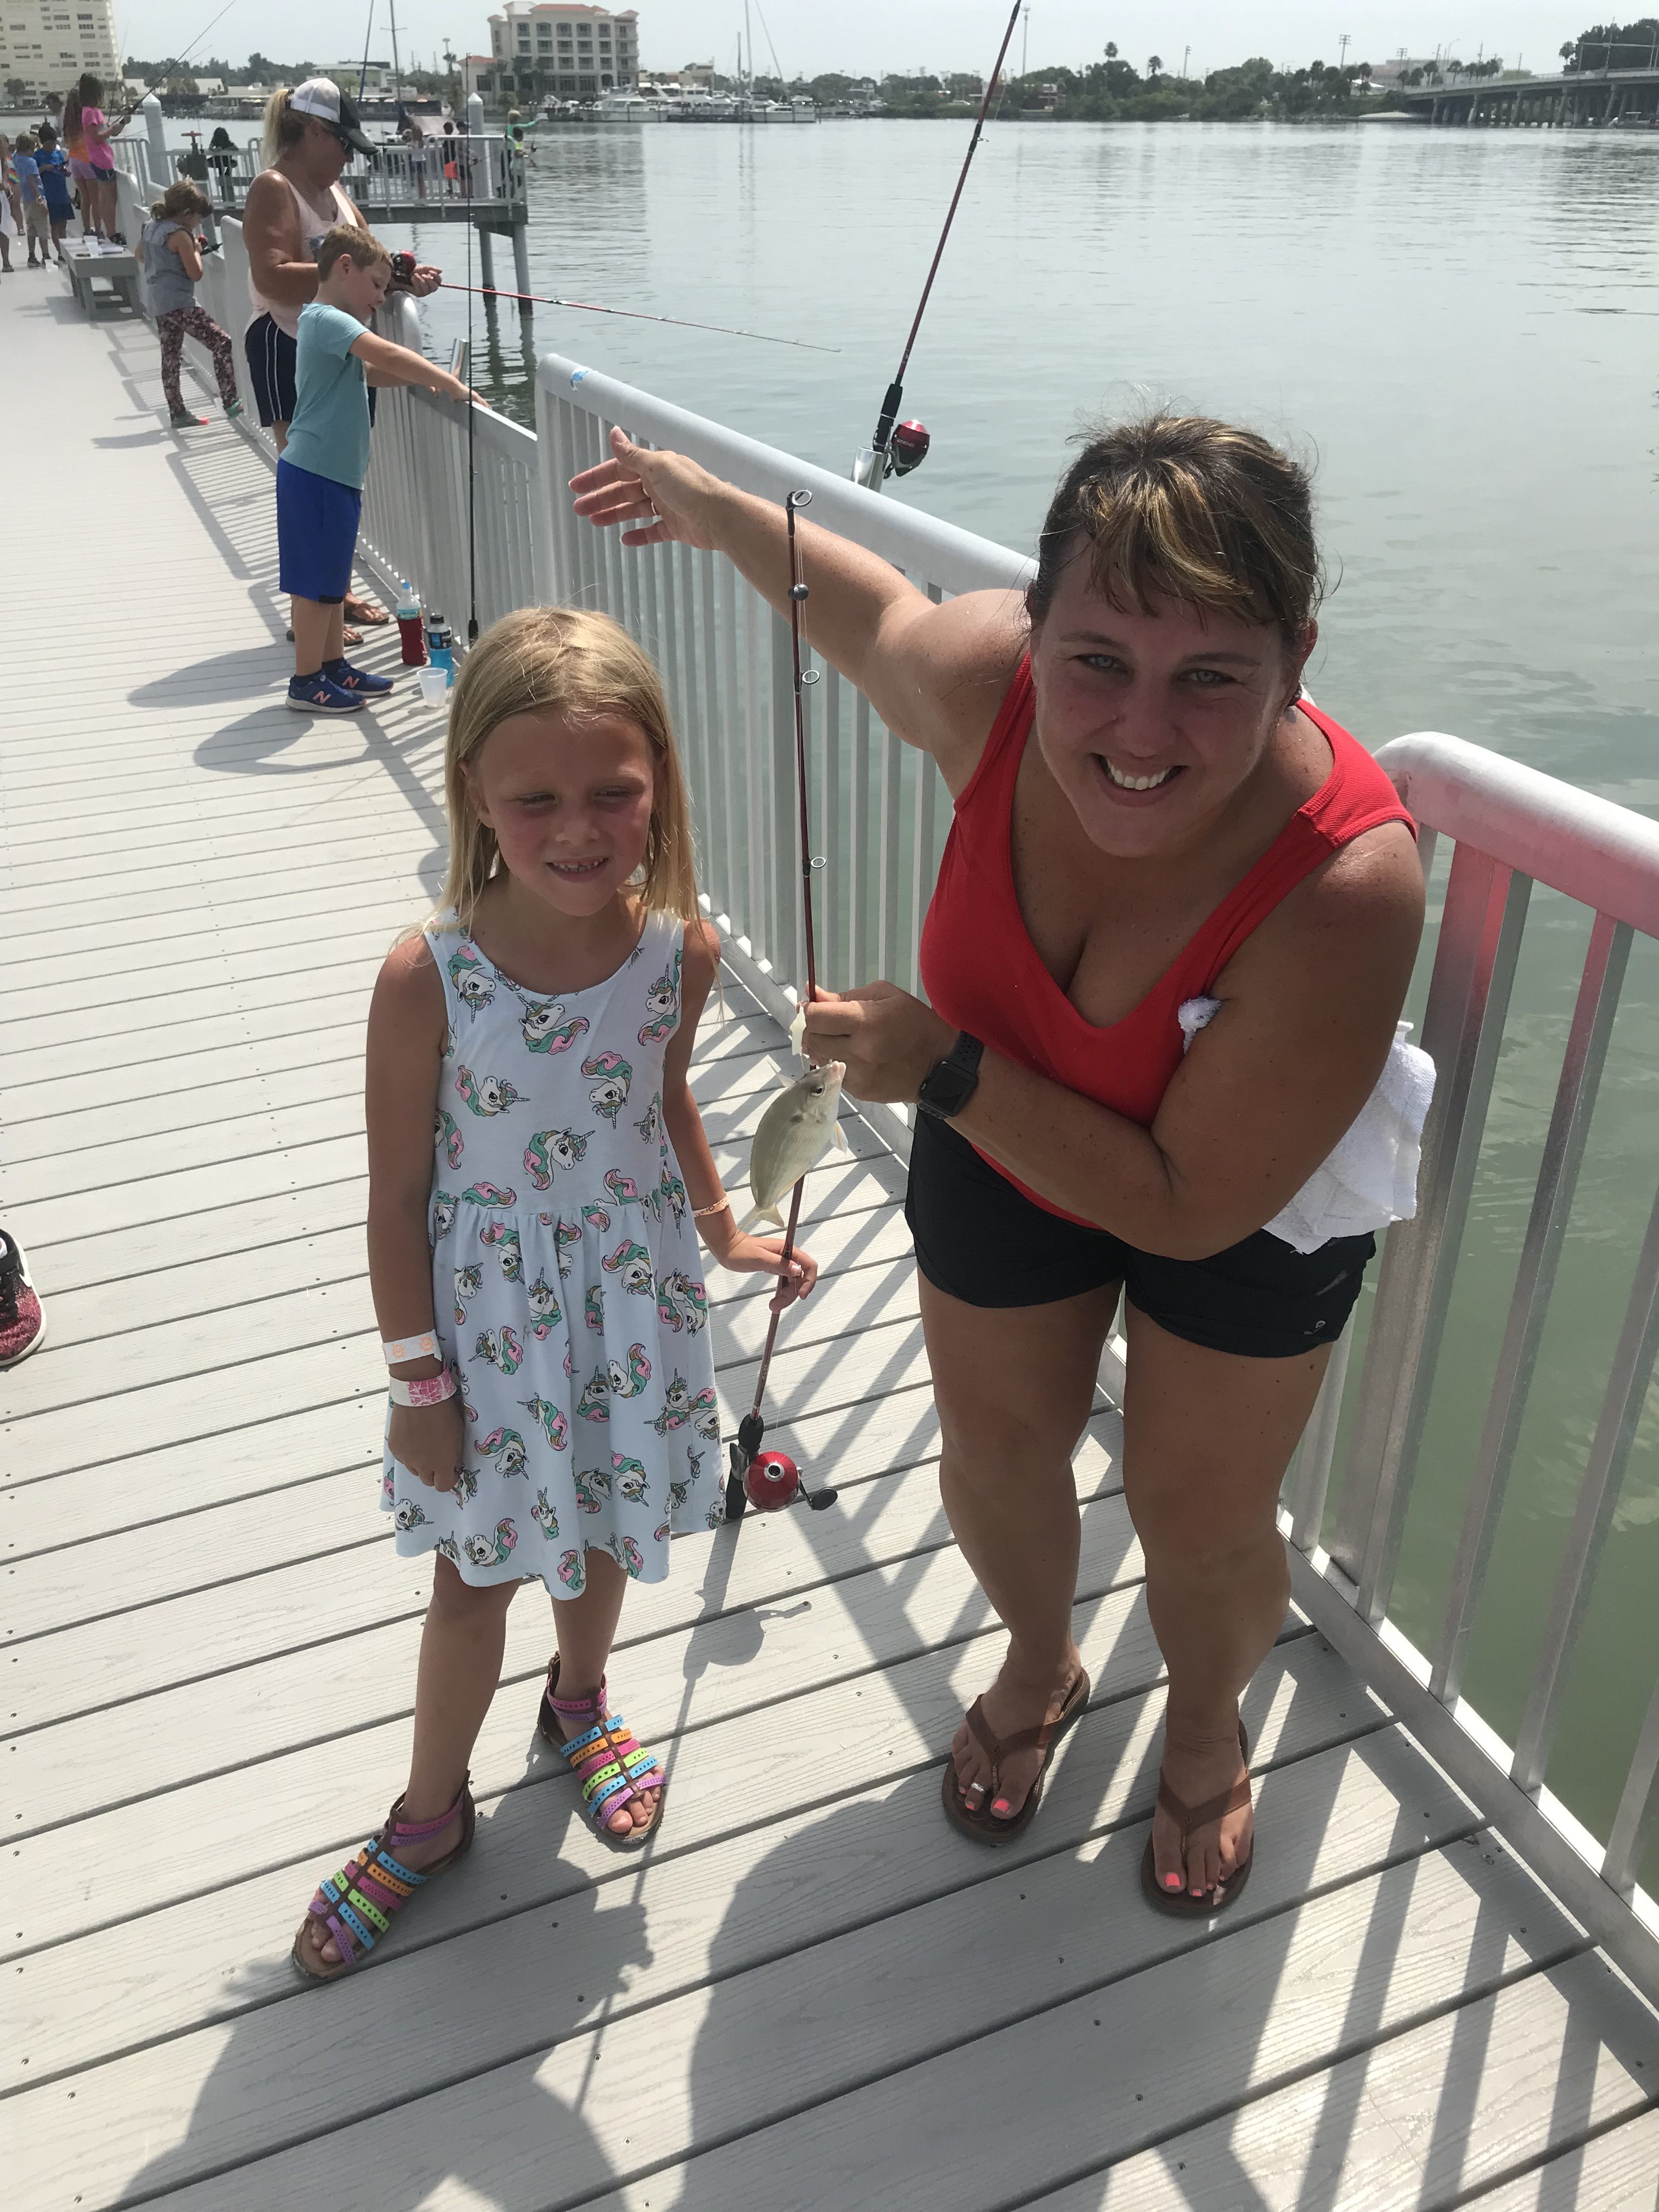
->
xmin=2 ymin=274 xmax=1657 ymax=2212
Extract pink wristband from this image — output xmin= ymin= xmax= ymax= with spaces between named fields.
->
xmin=387 ymin=1365 xmax=458 ymax=1409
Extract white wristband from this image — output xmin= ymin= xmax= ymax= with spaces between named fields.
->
xmin=383 ymin=1332 xmax=439 ymax=1367
xmin=387 ymin=1365 xmax=458 ymax=1408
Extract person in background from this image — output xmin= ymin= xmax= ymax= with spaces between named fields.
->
xmin=32 ymin=125 xmax=74 ymax=261
xmin=242 ymin=80 xmax=442 ymax=640
xmin=141 ymin=179 xmax=244 ymax=428
xmin=39 ymin=90 xmax=65 ymax=143
xmin=11 ymin=132 xmax=50 ymax=267
xmin=0 ymin=138 xmax=20 ymax=273
xmin=207 ymin=125 xmax=238 ymax=208
xmin=278 ymin=224 xmax=483 ymax=713
xmin=63 ymin=74 xmax=124 ymax=242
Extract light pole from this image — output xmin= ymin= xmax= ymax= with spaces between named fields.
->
xmin=1181 ymin=44 xmax=1190 ymax=79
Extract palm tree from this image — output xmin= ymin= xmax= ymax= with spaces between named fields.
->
xmin=1147 ymin=53 xmax=1162 ymax=81
xmin=1105 ymin=42 xmax=1118 ymax=60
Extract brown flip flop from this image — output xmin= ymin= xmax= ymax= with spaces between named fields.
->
xmin=941 ymin=1668 xmax=1090 ymax=1845
xmin=1139 ymin=1718 xmax=1254 ymax=1916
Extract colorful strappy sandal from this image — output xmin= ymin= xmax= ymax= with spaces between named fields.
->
xmin=290 ymin=1780 xmax=476 ymax=1983
xmin=941 ymin=1668 xmax=1091 ymax=1845
xmin=1139 ymin=1718 xmax=1254 ymax=1917
xmin=537 ymin=1656 xmax=666 ymax=1848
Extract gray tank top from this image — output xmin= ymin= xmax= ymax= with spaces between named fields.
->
xmin=142 ymin=219 xmax=198 ymax=315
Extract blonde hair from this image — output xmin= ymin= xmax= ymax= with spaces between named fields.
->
xmin=436 ymin=607 xmax=699 ymax=931
xmin=1029 ymin=412 xmax=1323 ymax=643
xmin=150 ymin=179 xmax=211 ymax=223
xmin=260 ymin=87 xmax=309 ymax=168
xmin=315 ymin=222 xmax=390 ymax=278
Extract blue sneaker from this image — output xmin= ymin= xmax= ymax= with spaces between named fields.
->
xmin=324 ymin=656 xmax=396 ymax=695
xmin=287 ymin=671 xmax=365 ymax=714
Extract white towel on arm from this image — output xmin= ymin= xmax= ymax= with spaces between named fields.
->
xmin=1176 ymin=997 xmax=1436 ymax=1255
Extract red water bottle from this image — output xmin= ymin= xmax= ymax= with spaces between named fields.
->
xmin=396 ymin=580 xmax=426 ymax=666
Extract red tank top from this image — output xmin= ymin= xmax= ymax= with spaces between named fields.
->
xmin=918 ymin=658 xmax=1416 ymax=1222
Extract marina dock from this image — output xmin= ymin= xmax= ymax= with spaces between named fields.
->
xmin=3 ymin=260 xmax=1658 ymax=2210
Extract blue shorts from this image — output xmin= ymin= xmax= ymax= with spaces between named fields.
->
xmin=276 ymin=458 xmax=362 ymax=603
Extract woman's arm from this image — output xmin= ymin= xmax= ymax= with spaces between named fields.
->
xmin=366 ymin=941 xmax=465 ymax=1490
xmin=240 ymin=171 xmax=321 ymax=308
xmin=168 ymin=229 xmax=204 ymax=281
xmin=662 ymin=919 xmax=816 ymax=1305
xmin=348 ymin=325 xmax=483 ymax=404
xmin=805 ymin=825 xmax=1425 ymax=1260
xmin=570 ymin=428 xmax=1023 ymax=778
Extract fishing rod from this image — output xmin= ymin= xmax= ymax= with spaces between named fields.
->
xmin=464 ymin=122 xmax=478 ymax=651
xmin=725 ymin=490 xmax=837 ymax=1525
xmin=431 ymin=279 xmax=839 ymax=354
xmin=851 ymin=0 xmax=1024 ymax=490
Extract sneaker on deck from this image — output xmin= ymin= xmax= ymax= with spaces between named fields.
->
xmin=0 ymin=1229 xmax=45 ymax=1368
xmin=225 ymin=397 xmax=245 ymax=419
xmin=324 ymin=657 xmax=396 ymax=695
xmin=170 ymin=408 xmax=208 ymax=427
xmin=287 ymin=671 xmax=365 ymax=714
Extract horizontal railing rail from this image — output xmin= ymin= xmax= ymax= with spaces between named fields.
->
xmin=117 ymin=278 xmax=1659 ymax=1995
xmin=111 ymin=129 xmax=524 ymax=216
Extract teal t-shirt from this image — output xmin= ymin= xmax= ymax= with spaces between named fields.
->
xmin=283 ymin=302 xmax=372 ymax=491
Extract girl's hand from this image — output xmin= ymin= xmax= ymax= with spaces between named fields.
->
xmin=388 ymin=1395 xmax=467 ymax=1492
xmin=569 ymin=427 xmax=724 ymax=552
xmin=802 ymin=983 xmax=956 ymax=1105
xmin=708 ymin=1226 xmax=819 ymax=1310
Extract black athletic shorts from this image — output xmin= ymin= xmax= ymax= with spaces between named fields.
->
xmin=905 ymin=1109 xmax=1374 ymax=1361
xmin=245 ymin=312 xmax=377 ymax=431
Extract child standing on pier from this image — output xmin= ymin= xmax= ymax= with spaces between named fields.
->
xmin=277 ymin=224 xmax=479 ymax=714
xmin=291 ymin=606 xmax=817 ymax=1978
xmin=139 ymin=183 xmax=243 ymax=428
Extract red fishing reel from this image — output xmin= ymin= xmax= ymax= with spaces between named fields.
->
xmin=888 ymin=419 xmax=930 ymax=476
xmin=725 ymin=1415 xmax=837 ymax=1521
xmin=390 ymin=249 xmax=417 ymax=285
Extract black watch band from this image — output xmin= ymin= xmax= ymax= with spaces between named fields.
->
xmin=916 ymin=1031 xmax=984 ymax=1120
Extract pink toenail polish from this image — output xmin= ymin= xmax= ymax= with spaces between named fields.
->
xmin=992 ymin=1799 xmax=1010 ymax=1816
xmin=1164 ymin=1873 xmax=1181 ymax=1889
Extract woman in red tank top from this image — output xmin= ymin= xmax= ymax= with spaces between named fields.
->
xmin=571 ymin=412 xmax=1425 ymax=1917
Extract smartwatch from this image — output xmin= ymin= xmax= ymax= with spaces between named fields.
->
xmin=916 ymin=1031 xmax=983 ymax=1120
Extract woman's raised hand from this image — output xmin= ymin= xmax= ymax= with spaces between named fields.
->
xmin=569 ymin=426 xmax=723 ymax=551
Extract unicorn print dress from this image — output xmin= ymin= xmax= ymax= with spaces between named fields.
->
xmin=382 ymin=909 xmax=721 ymax=1595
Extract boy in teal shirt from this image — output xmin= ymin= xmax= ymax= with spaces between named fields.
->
xmin=278 ymin=224 xmax=484 ymax=714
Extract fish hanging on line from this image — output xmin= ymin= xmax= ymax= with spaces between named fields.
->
xmin=738 ymin=1062 xmax=848 ymax=1233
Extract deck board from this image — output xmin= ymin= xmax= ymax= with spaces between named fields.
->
xmin=3 ymin=263 xmax=1655 ymax=2212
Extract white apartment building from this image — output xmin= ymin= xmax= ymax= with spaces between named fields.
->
xmin=0 ymin=0 xmax=121 ymax=101
xmin=468 ymin=5 xmax=638 ymax=101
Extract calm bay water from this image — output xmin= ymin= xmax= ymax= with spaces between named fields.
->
xmin=79 ymin=117 xmax=1659 ymax=1873
xmin=410 ymin=121 xmax=1659 ymax=1886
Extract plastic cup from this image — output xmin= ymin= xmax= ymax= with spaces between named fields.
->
xmin=416 ymin=667 xmax=449 ymax=709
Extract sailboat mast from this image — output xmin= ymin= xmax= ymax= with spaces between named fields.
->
xmin=388 ymin=0 xmax=404 ymax=108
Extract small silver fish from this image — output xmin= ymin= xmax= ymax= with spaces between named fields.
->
xmin=738 ymin=1060 xmax=848 ymax=1232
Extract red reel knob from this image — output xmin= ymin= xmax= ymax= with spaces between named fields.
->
xmin=889 ymin=419 xmax=931 ymax=475
xmin=743 ymin=1451 xmax=803 ymax=1513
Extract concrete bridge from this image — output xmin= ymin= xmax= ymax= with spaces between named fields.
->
xmin=1392 ymin=66 xmax=1659 ymax=127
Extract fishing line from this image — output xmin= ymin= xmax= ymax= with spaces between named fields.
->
xmin=167 ymin=0 xmax=242 ymax=74
xmin=863 ymin=0 xmax=1023 ymax=469
xmin=357 ymin=1 xmax=376 ymax=103
xmin=464 ymin=119 xmax=478 ymax=648
xmin=433 ymin=281 xmax=837 ymax=353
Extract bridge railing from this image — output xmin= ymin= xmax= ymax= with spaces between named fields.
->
xmin=149 ymin=307 xmax=1659 ymax=1997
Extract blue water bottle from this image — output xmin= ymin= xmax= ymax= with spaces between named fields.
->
xmin=426 ymin=610 xmax=455 ymax=684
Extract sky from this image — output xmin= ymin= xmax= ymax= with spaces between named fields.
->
xmin=119 ymin=2 xmax=1595 ymax=78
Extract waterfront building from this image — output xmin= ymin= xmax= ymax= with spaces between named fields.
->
xmin=0 ymin=0 xmax=121 ymax=101
xmin=466 ymin=4 xmax=638 ymax=103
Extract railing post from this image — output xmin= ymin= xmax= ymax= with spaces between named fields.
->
xmin=1511 ymin=1183 xmax=1659 ymax=1794
xmin=1331 ymin=845 xmax=1531 ymax=1619
xmin=1431 ymin=912 xmax=1633 ymax=1705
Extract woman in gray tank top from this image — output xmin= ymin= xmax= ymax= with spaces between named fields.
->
xmin=142 ymin=182 xmax=243 ymax=429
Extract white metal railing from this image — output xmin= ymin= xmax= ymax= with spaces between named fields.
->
xmin=125 ymin=295 xmax=1659 ymax=1995
xmin=111 ymin=129 xmax=524 ymax=217
xmin=535 ymin=352 xmax=1030 ymax=1058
